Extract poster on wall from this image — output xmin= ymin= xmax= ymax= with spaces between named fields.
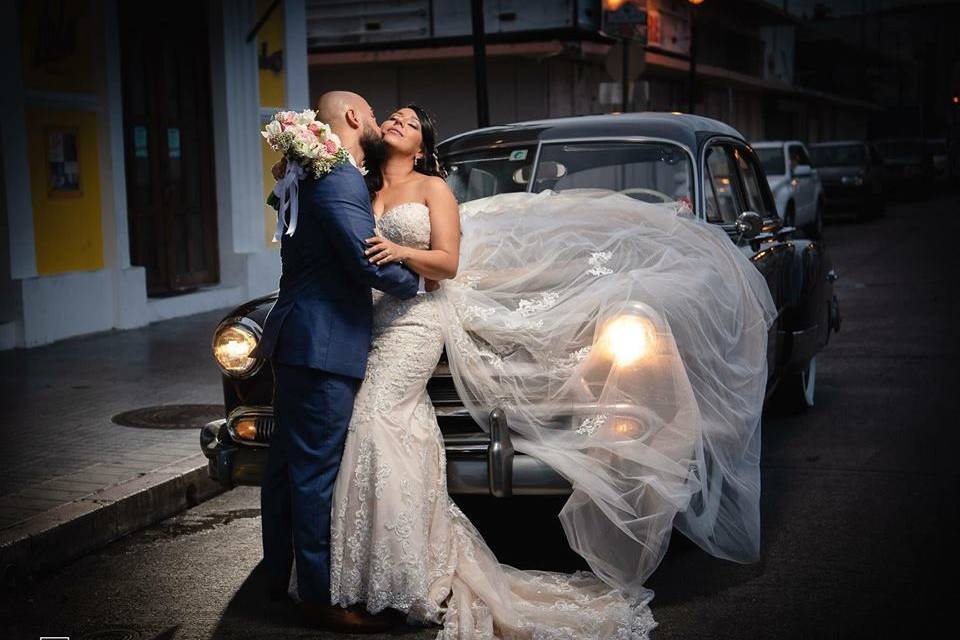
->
xmin=46 ymin=128 xmax=81 ymax=197
xmin=646 ymin=0 xmax=691 ymax=57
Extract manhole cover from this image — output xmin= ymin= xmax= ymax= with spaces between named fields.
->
xmin=79 ymin=628 xmax=141 ymax=640
xmin=112 ymin=404 xmax=224 ymax=430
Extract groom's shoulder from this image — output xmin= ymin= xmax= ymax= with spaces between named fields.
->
xmin=313 ymin=162 xmax=364 ymax=189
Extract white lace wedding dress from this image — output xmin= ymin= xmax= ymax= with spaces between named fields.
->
xmin=322 ymin=202 xmax=656 ymax=639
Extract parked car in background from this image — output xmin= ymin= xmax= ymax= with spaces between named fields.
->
xmin=752 ymin=140 xmax=824 ymax=238
xmin=875 ymin=138 xmax=931 ymax=195
xmin=201 ymin=113 xmax=841 ymax=498
xmin=809 ymin=141 xmax=885 ymax=220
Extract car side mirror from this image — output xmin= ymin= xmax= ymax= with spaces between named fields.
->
xmin=793 ymin=164 xmax=813 ymax=177
xmin=735 ymin=211 xmax=763 ymax=240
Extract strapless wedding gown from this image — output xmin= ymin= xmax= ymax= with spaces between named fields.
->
xmin=317 ymin=202 xmax=655 ymax=639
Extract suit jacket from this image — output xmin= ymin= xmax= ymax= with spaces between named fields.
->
xmin=252 ymin=162 xmax=420 ymax=379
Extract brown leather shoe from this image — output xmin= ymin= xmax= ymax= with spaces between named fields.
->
xmin=300 ymin=601 xmax=396 ymax=634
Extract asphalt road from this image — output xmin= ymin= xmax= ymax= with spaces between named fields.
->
xmin=2 ymin=192 xmax=957 ymax=640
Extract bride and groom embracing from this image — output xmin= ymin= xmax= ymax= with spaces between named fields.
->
xmin=251 ymin=90 xmax=659 ymax=638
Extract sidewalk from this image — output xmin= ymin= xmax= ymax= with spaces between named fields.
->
xmin=0 ymin=308 xmax=234 ymax=581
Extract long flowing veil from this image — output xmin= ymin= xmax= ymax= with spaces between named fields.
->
xmin=435 ymin=190 xmax=777 ymax=598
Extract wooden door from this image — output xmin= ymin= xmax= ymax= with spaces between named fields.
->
xmin=119 ymin=0 xmax=219 ymax=296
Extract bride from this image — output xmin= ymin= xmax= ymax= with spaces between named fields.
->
xmin=291 ymin=103 xmax=775 ymax=639
xmin=325 ymin=104 xmax=657 ymax=638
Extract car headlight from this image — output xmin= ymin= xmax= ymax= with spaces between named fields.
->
xmin=841 ymin=174 xmax=864 ymax=186
xmin=213 ymin=318 xmax=263 ymax=378
xmin=597 ymin=313 xmax=657 ymax=367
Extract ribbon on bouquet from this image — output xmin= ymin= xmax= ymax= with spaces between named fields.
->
xmin=272 ymin=159 xmax=306 ymax=242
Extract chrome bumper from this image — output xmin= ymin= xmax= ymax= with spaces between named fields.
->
xmin=199 ymin=407 xmax=571 ymax=497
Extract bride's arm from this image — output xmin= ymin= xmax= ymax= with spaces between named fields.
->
xmin=365 ymin=177 xmax=460 ymax=281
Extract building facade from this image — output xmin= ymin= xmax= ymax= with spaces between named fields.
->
xmin=0 ymin=0 xmax=309 ymax=349
xmin=304 ymin=0 xmax=880 ymax=146
xmin=792 ymin=0 xmax=960 ymax=144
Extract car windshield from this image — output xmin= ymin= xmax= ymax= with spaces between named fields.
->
xmin=442 ymin=146 xmax=536 ymax=203
xmin=810 ymin=144 xmax=866 ymax=167
xmin=531 ymin=141 xmax=692 ymax=204
xmin=754 ymin=147 xmax=785 ymax=175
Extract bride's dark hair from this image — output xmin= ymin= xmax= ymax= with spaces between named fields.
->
xmin=407 ymin=103 xmax=446 ymax=179
xmin=365 ymin=102 xmax=446 ymax=196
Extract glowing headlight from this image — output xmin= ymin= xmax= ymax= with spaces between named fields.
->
xmin=233 ymin=417 xmax=258 ymax=441
xmin=598 ymin=315 xmax=657 ymax=367
xmin=213 ymin=319 xmax=263 ymax=378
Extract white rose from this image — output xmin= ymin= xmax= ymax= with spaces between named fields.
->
xmin=295 ymin=110 xmax=316 ymax=126
xmin=264 ymin=120 xmax=282 ymax=138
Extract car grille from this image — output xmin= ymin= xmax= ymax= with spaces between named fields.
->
xmin=435 ymin=406 xmax=484 ymax=435
xmin=427 ymin=375 xmax=463 ymax=405
xmin=228 ymin=352 xmax=482 ymax=446
xmin=250 ymin=415 xmax=275 ymax=443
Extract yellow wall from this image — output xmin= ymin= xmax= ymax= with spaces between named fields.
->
xmin=26 ymin=109 xmax=104 ymax=275
xmin=19 ymin=0 xmax=97 ymax=94
xmin=258 ymin=0 xmax=287 ymax=247
xmin=257 ymin=0 xmax=286 ymax=108
xmin=262 ymin=136 xmax=281 ymax=246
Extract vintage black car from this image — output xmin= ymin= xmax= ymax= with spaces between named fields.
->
xmin=201 ymin=112 xmax=841 ymax=498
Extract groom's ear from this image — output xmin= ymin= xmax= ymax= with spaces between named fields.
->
xmin=344 ymin=108 xmax=362 ymax=130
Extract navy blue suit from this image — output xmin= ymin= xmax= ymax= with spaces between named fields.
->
xmin=253 ymin=162 xmax=419 ymax=605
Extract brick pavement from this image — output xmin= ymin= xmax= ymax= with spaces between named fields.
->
xmin=0 ymin=308 xmax=229 ymax=531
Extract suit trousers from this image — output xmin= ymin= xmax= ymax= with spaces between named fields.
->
xmin=260 ymin=360 xmax=360 ymax=605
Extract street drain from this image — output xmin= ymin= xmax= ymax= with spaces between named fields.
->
xmin=111 ymin=404 xmax=224 ymax=430
xmin=79 ymin=628 xmax=141 ymax=640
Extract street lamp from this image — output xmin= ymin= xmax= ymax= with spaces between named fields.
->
xmin=470 ymin=0 xmax=490 ymax=128
xmin=689 ymin=0 xmax=704 ymax=114
xmin=602 ymin=0 xmax=647 ymax=112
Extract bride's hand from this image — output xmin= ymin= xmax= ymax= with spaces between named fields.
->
xmin=271 ymin=157 xmax=287 ymax=180
xmin=365 ymin=235 xmax=408 ymax=266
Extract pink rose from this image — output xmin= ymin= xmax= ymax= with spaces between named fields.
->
xmin=324 ymin=139 xmax=338 ymax=154
xmin=308 ymin=123 xmax=321 ymax=138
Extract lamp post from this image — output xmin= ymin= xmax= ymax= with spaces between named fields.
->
xmin=470 ymin=0 xmax=490 ymax=128
xmin=602 ymin=0 xmax=647 ymax=113
xmin=688 ymin=0 xmax=704 ymax=114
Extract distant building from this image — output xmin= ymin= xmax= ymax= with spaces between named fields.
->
xmin=305 ymin=0 xmax=881 ymax=143
xmin=0 ymin=0 xmax=309 ymax=348
xmin=791 ymin=0 xmax=960 ymax=166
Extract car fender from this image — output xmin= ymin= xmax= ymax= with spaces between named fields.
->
xmin=774 ymin=186 xmax=793 ymax=221
xmin=780 ymin=238 xmax=834 ymax=370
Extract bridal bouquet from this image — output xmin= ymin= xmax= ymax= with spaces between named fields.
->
xmin=261 ymin=109 xmax=354 ymax=239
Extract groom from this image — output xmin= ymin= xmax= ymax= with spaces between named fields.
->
xmin=252 ymin=91 xmax=420 ymax=630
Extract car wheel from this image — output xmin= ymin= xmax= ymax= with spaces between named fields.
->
xmin=773 ymin=356 xmax=817 ymax=413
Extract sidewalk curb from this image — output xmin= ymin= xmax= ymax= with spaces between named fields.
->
xmin=0 ymin=453 xmax=225 ymax=583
